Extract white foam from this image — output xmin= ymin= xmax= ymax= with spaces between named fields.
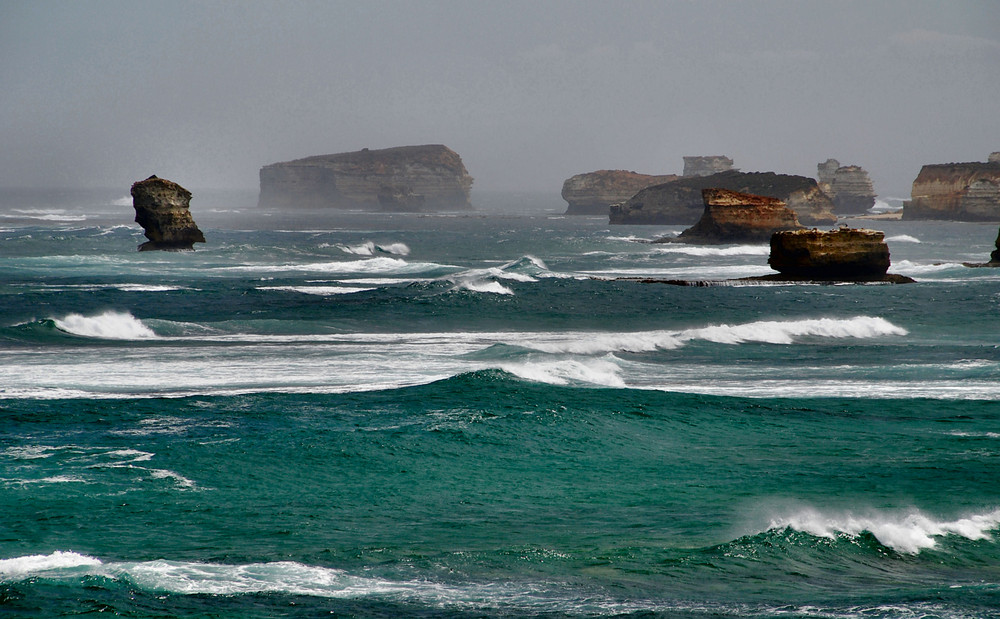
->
xmin=768 ymin=506 xmax=1000 ymax=554
xmin=454 ymin=280 xmax=514 ymax=295
xmin=53 ymin=311 xmax=157 ymax=340
xmin=886 ymin=234 xmax=921 ymax=243
xmin=339 ymin=241 xmax=410 ymax=256
xmin=0 ymin=551 xmax=102 ymax=578
xmin=500 ymin=357 xmax=625 ymax=387
xmin=257 ymin=286 xmax=374 ymax=295
xmin=652 ymin=244 xmax=770 ymax=257
xmin=890 ymin=260 xmax=964 ymax=275
xmin=518 ymin=316 xmax=906 ymax=355
xmin=219 ymin=256 xmax=448 ymax=275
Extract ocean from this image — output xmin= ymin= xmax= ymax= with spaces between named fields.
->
xmin=2 ymin=189 xmax=1000 ymax=618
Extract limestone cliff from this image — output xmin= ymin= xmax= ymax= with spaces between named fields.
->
xmin=817 ymin=159 xmax=876 ymax=214
xmin=903 ymin=156 xmax=1000 ymax=220
xmin=768 ymin=227 xmax=890 ymax=280
xmin=667 ymin=188 xmax=802 ymax=244
xmin=610 ymin=170 xmax=837 ymax=226
xmin=683 ymin=156 xmax=734 ymax=177
xmin=130 ymin=175 xmax=205 ymax=251
xmin=561 ymin=170 xmax=678 ymax=215
xmin=258 ymin=145 xmax=473 ymax=211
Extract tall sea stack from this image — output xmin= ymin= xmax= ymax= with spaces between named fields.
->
xmin=130 ymin=175 xmax=205 ymax=251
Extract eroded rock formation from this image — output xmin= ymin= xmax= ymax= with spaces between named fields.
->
xmin=561 ymin=170 xmax=678 ymax=215
xmin=817 ymin=159 xmax=876 ymax=214
xmin=683 ymin=156 xmax=734 ymax=177
xmin=130 ymin=175 xmax=205 ymax=251
xmin=667 ymin=188 xmax=802 ymax=244
xmin=903 ymin=155 xmax=1000 ymax=220
xmin=610 ymin=170 xmax=837 ymax=226
xmin=258 ymin=145 xmax=473 ymax=211
xmin=768 ymin=227 xmax=891 ymax=280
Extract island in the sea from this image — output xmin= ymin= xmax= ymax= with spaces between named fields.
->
xmin=903 ymin=152 xmax=1000 ymax=221
xmin=257 ymin=144 xmax=474 ymax=211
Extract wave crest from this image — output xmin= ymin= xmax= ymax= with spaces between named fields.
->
xmin=52 ymin=311 xmax=157 ymax=340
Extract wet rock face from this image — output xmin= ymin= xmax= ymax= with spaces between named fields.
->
xmin=130 ymin=176 xmax=205 ymax=251
xmin=560 ymin=170 xmax=678 ymax=215
xmin=672 ymin=188 xmax=803 ymax=244
xmin=903 ymin=156 xmax=1000 ymax=221
xmin=817 ymin=159 xmax=876 ymax=215
xmin=258 ymin=144 xmax=473 ymax=211
xmin=610 ymin=170 xmax=837 ymax=226
xmin=768 ymin=227 xmax=890 ymax=280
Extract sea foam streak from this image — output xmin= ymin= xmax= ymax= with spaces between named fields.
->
xmin=768 ymin=507 xmax=1000 ymax=554
xmin=339 ymin=241 xmax=410 ymax=256
xmin=52 ymin=311 xmax=157 ymax=340
xmin=519 ymin=316 xmax=907 ymax=354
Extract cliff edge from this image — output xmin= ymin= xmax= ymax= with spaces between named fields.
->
xmin=561 ymin=170 xmax=678 ymax=215
xmin=903 ymin=154 xmax=1000 ymax=221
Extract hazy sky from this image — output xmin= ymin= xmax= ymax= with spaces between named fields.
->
xmin=2 ymin=1 xmax=998 ymax=197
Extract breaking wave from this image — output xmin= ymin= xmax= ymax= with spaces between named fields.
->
xmin=339 ymin=241 xmax=410 ymax=256
xmin=51 ymin=311 xmax=157 ymax=340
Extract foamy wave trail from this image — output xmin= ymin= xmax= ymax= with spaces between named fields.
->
xmin=652 ymin=244 xmax=770 ymax=257
xmin=499 ymin=357 xmax=625 ymax=387
xmin=257 ymin=285 xmax=374 ymax=295
xmin=52 ymin=311 xmax=157 ymax=340
xmin=890 ymin=260 xmax=964 ymax=276
xmin=886 ymin=234 xmax=921 ymax=243
xmin=339 ymin=241 xmax=411 ymax=256
xmin=519 ymin=316 xmax=906 ymax=355
xmin=454 ymin=280 xmax=514 ymax=295
xmin=768 ymin=507 xmax=1000 ymax=554
xmin=223 ymin=256 xmax=450 ymax=276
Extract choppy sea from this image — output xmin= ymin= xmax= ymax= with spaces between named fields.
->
xmin=3 ymin=189 xmax=1000 ymax=618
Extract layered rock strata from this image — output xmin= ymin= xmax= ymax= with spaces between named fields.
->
xmin=903 ymin=156 xmax=1000 ymax=220
xmin=258 ymin=145 xmax=473 ymax=211
xmin=817 ymin=159 xmax=876 ymax=214
xmin=667 ymin=188 xmax=803 ymax=244
xmin=683 ymin=156 xmax=734 ymax=177
xmin=610 ymin=170 xmax=837 ymax=226
xmin=561 ymin=170 xmax=678 ymax=215
xmin=130 ymin=175 xmax=205 ymax=251
xmin=768 ymin=227 xmax=890 ymax=280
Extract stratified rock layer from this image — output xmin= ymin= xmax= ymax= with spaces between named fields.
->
xmin=130 ymin=175 xmax=205 ymax=251
xmin=610 ymin=170 xmax=837 ymax=226
xmin=561 ymin=170 xmax=678 ymax=215
xmin=817 ymin=159 xmax=876 ymax=214
xmin=903 ymin=157 xmax=1000 ymax=220
xmin=671 ymin=188 xmax=803 ymax=244
xmin=258 ymin=145 xmax=473 ymax=211
xmin=768 ymin=227 xmax=890 ymax=280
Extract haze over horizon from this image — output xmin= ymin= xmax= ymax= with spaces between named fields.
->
xmin=2 ymin=0 xmax=998 ymax=199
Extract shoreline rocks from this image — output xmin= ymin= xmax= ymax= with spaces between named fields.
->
xmin=903 ymin=153 xmax=1000 ymax=221
xmin=561 ymin=170 xmax=678 ymax=215
xmin=130 ymin=175 xmax=205 ymax=251
xmin=610 ymin=170 xmax=837 ymax=226
xmin=663 ymin=188 xmax=803 ymax=244
xmin=768 ymin=227 xmax=891 ymax=280
xmin=258 ymin=144 xmax=473 ymax=211
xmin=817 ymin=159 xmax=876 ymax=215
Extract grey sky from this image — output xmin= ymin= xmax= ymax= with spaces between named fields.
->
xmin=2 ymin=0 xmax=998 ymax=197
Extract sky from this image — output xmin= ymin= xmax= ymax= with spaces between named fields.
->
xmin=1 ymin=0 xmax=998 ymax=198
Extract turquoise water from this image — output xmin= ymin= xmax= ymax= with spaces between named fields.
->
xmin=3 ymin=193 xmax=1000 ymax=617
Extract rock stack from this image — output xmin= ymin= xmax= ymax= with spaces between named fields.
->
xmin=817 ymin=159 xmax=876 ymax=214
xmin=903 ymin=154 xmax=1000 ymax=221
xmin=130 ymin=175 xmax=205 ymax=251
xmin=682 ymin=156 xmax=734 ymax=177
xmin=561 ymin=170 xmax=678 ymax=215
xmin=669 ymin=188 xmax=802 ymax=244
xmin=768 ymin=227 xmax=890 ymax=280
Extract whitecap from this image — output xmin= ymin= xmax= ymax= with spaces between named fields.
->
xmin=53 ymin=311 xmax=157 ymax=340
xmin=768 ymin=506 xmax=1000 ymax=554
xmin=257 ymin=286 xmax=375 ymax=295
xmin=0 ymin=551 xmax=102 ymax=578
xmin=339 ymin=241 xmax=411 ymax=256
xmin=500 ymin=357 xmax=625 ymax=387
xmin=454 ymin=280 xmax=514 ymax=295
xmin=651 ymin=244 xmax=770 ymax=257
xmin=886 ymin=234 xmax=921 ymax=243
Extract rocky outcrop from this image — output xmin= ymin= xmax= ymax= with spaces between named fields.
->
xmin=561 ymin=170 xmax=678 ymax=215
xmin=903 ymin=155 xmax=1000 ymax=220
xmin=666 ymin=188 xmax=802 ymax=244
xmin=130 ymin=175 xmax=205 ymax=251
xmin=683 ymin=156 xmax=734 ymax=177
xmin=962 ymin=227 xmax=1000 ymax=267
xmin=768 ymin=227 xmax=891 ymax=280
xmin=258 ymin=144 xmax=473 ymax=211
xmin=817 ymin=159 xmax=876 ymax=214
xmin=610 ymin=170 xmax=837 ymax=226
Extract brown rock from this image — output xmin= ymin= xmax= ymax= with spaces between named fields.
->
xmin=903 ymin=155 xmax=1000 ymax=220
xmin=768 ymin=227 xmax=891 ymax=280
xmin=560 ymin=170 xmax=678 ymax=215
xmin=130 ymin=175 xmax=205 ymax=251
xmin=817 ymin=159 xmax=876 ymax=214
xmin=610 ymin=170 xmax=837 ymax=226
xmin=669 ymin=188 xmax=803 ymax=244
xmin=258 ymin=145 xmax=473 ymax=211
